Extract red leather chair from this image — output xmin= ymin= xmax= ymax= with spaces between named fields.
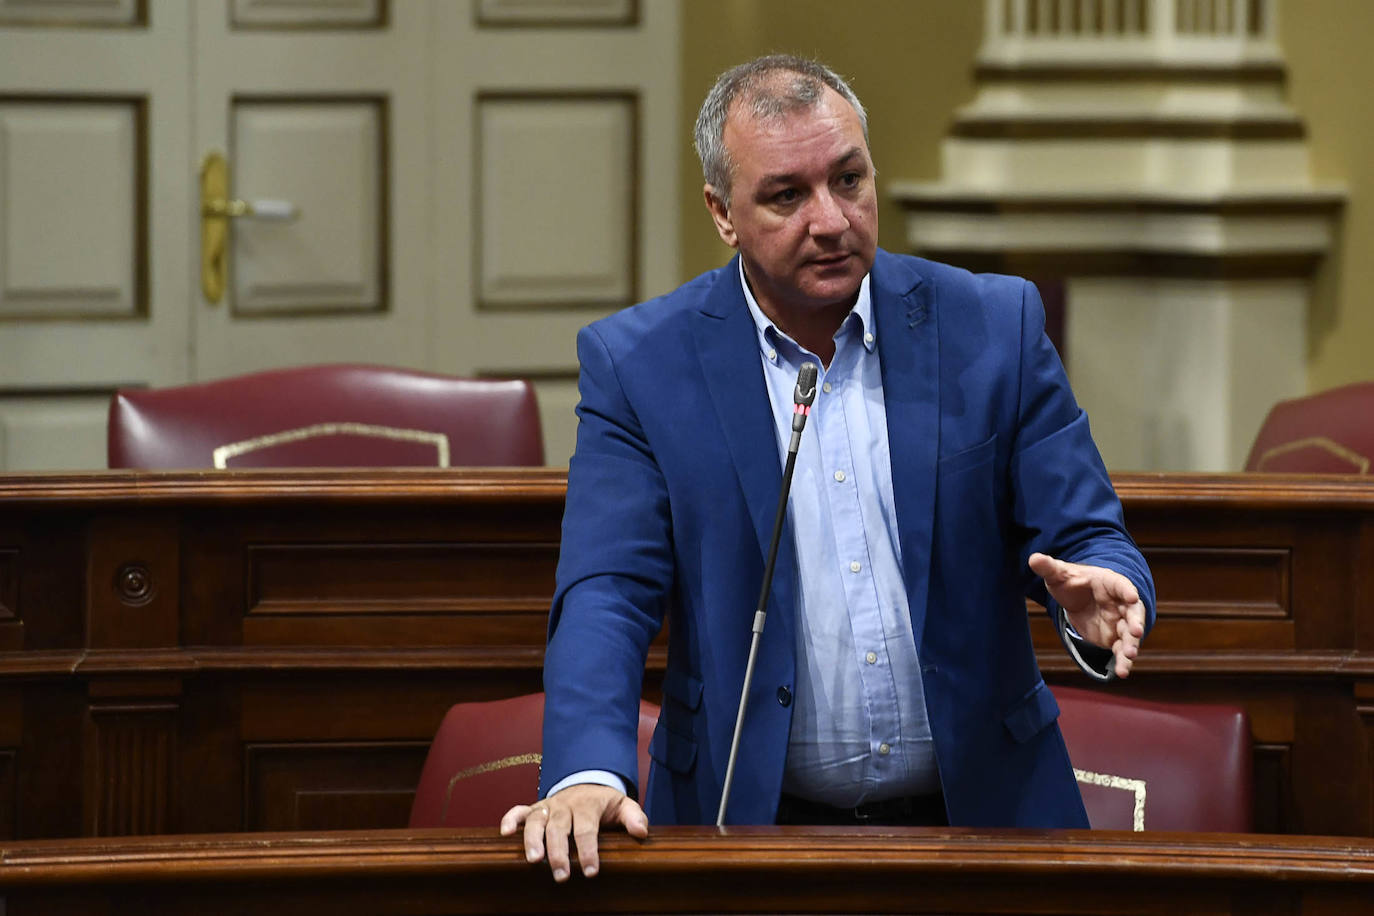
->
xmin=1056 ymin=685 xmax=1252 ymax=832
xmin=108 ymin=364 xmax=543 ymax=468
xmin=409 ymin=693 xmax=659 ymax=829
xmin=1244 ymin=381 xmax=1374 ymax=473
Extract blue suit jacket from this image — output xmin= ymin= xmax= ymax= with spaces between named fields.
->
xmin=540 ymin=249 xmax=1155 ymax=827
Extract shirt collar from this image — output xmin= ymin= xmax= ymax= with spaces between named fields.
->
xmin=738 ymin=257 xmax=875 ymax=363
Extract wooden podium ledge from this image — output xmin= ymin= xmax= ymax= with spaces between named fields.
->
xmin=0 ymin=827 xmax=1371 ymax=914
xmin=4 ymin=466 xmax=1374 ymax=507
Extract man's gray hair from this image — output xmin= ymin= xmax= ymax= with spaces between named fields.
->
xmin=694 ymin=54 xmax=868 ymax=211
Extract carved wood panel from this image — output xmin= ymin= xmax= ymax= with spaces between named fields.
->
xmin=0 ymin=469 xmax=1369 ymax=840
xmin=83 ymin=700 xmax=178 ymax=836
xmin=244 ymin=741 xmax=427 ymax=831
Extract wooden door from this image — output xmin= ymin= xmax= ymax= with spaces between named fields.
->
xmin=190 ymin=0 xmax=433 ymax=382
xmin=432 ymin=0 xmax=682 ymax=464
xmin=0 ymin=1 xmax=192 ymax=468
xmin=0 ymin=0 xmax=681 ymax=469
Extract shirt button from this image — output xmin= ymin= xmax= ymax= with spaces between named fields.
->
xmin=878 ymin=743 xmax=891 ymax=755
xmin=833 ymin=470 xmax=845 ymax=482
xmin=822 ymin=382 xmax=832 ymax=393
xmin=766 ymin=348 xmax=777 ymax=361
xmin=849 ymin=561 xmax=861 ymax=573
xmin=777 ymin=686 xmax=792 ymax=707
xmin=865 ymin=651 xmax=877 ymax=665
xmin=864 ymin=332 xmax=874 ymax=344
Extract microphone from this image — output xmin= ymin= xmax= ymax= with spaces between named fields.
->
xmin=716 ymin=362 xmax=819 ymax=827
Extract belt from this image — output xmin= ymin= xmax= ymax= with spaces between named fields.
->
xmin=775 ymin=792 xmax=947 ymax=827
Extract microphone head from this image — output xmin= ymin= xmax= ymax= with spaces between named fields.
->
xmin=794 ymin=362 xmax=819 ymax=407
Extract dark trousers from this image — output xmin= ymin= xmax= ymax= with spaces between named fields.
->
xmin=774 ymin=792 xmax=948 ymax=827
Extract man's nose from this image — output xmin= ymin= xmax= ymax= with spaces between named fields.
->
xmin=807 ymin=189 xmax=849 ymax=237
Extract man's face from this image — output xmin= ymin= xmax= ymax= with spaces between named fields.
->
xmin=705 ymin=85 xmax=878 ymax=327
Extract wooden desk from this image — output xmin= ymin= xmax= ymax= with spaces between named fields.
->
xmin=1 ymin=827 xmax=1372 ymax=914
xmin=0 ymin=470 xmax=1372 ymax=839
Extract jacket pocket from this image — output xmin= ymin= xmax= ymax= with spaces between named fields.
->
xmin=1001 ymin=680 xmax=1060 ymax=743
xmin=937 ymin=432 xmax=997 ymax=478
xmin=661 ymin=668 xmax=703 ymax=711
xmin=648 ymin=720 xmax=698 ymax=774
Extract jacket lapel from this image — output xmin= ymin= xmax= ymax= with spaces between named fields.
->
xmin=872 ymin=251 xmax=940 ymax=652
xmin=690 ymin=256 xmax=797 ymax=639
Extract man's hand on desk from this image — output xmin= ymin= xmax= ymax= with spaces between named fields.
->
xmin=1029 ymin=552 xmax=1146 ymax=679
xmin=499 ymin=784 xmax=648 ymax=882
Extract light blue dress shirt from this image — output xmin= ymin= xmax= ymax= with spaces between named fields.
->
xmin=546 ymin=265 xmax=941 ymax=807
xmin=740 ymin=265 xmax=940 ymax=807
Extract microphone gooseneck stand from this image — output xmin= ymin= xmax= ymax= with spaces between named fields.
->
xmin=716 ymin=362 xmax=818 ymax=827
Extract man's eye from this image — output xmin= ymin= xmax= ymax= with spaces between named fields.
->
xmin=773 ymin=188 xmax=799 ymax=204
xmin=838 ymin=172 xmax=861 ymax=188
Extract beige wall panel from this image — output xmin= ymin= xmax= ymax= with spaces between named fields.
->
xmin=477 ymin=95 xmax=635 ymax=309
xmin=1067 ymin=276 xmax=1306 ymax=471
xmin=0 ymin=102 xmax=140 ymax=318
xmin=1283 ymin=0 xmax=1374 ymax=395
xmin=0 ymin=0 xmax=142 ymax=27
xmin=0 ymin=395 xmax=108 ymax=470
xmin=476 ymin=0 xmax=636 ymax=27
xmin=231 ymin=0 xmax=383 ymax=29
xmin=531 ymin=377 xmax=579 ymax=467
xmin=231 ymin=100 xmax=383 ymax=315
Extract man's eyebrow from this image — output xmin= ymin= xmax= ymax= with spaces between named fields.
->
xmin=833 ymin=147 xmax=865 ymax=168
xmin=757 ymin=148 xmax=867 ymax=187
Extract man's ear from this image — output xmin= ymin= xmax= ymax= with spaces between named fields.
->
xmin=703 ymin=185 xmax=738 ymax=249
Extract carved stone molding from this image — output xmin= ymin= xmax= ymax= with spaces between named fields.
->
xmin=891 ymin=0 xmax=1345 ymax=472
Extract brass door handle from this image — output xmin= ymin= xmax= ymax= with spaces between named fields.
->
xmin=202 ymin=197 xmax=298 ymax=219
xmin=199 ymin=151 xmax=299 ymax=304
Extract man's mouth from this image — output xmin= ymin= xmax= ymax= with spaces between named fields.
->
xmin=809 ymin=253 xmax=852 ymax=268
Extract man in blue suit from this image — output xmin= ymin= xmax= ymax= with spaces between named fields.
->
xmin=502 ymin=55 xmax=1154 ymax=882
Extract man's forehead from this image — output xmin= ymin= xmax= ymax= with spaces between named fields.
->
xmin=724 ymin=92 xmax=861 ymax=151
xmin=755 ymin=146 xmax=867 ymax=186
xmin=724 ymin=100 xmax=867 ymax=170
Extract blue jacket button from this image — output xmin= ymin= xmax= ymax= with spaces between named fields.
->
xmin=777 ymin=686 xmax=792 ymax=707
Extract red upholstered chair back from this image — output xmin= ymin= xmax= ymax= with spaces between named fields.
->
xmin=1056 ymin=685 xmax=1252 ymax=832
xmin=1244 ymin=381 xmax=1374 ymax=473
xmin=408 ymin=693 xmax=660 ymax=829
xmin=108 ymin=364 xmax=543 ymax=469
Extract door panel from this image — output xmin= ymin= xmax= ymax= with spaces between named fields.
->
xmin=232 ymin=99 xmax=385 ymax=315
xmin=229 ymin=0 xmax=386 ymax=29
xmin=476 ymin=93 xmax=638 ymax=310
xmin=0 ymin=101 xmax=144 ymax=319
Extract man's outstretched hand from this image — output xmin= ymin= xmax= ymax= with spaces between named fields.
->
xmin=499 ymin=783 xmax=648 ymax=882
xmin=1029 ymin=552 xmax=1146 ymax=679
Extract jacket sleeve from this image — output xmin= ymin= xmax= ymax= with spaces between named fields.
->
xmin=538 ymin=323 xmax=674 ymax=798
xmin=1006 ymin=280 xmax=1157 ymax=672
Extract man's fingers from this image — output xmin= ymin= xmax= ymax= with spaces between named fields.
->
xmin=1100 ymin=570 xmax=1140 ymax=607
xmin=500 ymin=803 xmax=528 ymax=835
xmin=572 ymin=807 xmax=602 ymax=878
xmin=613 ymin=797 xmax=650 ymax=839
xmin=1113 ymin=630 xmax=1135 ymax=677
xmin=543 ymin=805 xmax=573 ymax=883
xmin=504 ymin=785 xmax=641 ymax=882
xmin=521 ymin=803 xmax=550 ymax=864
xmin=1126 ymin=599 xmax=1147 ymax=637
xmin=1027 ymin=552 xmax=1064 ymax=580
xmin=1113 ymin=609 xmax=1144 ymax=677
